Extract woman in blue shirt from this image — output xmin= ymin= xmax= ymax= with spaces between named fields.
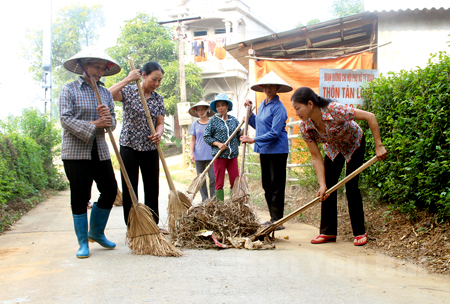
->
xmin=240 ymin=71 xmax=292 ymax=230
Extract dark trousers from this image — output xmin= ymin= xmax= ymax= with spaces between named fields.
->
xmin=195 ymin=160 xmax=215 ymax=201
xmin=63 ymin=146 xmax=117 ymax=215
xmin=320 ymin=135 xmax=366 ymax=236
xmin=120 ymin=146 xmax=160 ymax=225
xmin=260 ymin=153 xmax=288 ymax=222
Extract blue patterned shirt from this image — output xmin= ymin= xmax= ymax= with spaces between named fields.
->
xmin=59 ymin=77 xmax=116 ymax=160
xmin=119 ymin=85 xmax=166 ymax=151
xmin=203 ymin=114 xmax=241 ymax=159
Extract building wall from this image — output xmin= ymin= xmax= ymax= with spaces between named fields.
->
xmin=377 ymin=8 xmax=450 ymax=75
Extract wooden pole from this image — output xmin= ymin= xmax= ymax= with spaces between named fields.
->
xmin=178 ymin=23 xmax=188 ymax=169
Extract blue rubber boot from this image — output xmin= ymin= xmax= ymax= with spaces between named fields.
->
xmin=73 ymin=213 xmax=89 ymax=258
xmin=88 ymin=203 xmax=116 ymax=249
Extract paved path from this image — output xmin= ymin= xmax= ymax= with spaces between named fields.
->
xmin=1 ymin=160 xmax=449 ymax=303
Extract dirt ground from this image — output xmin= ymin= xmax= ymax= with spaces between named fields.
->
xmin=268 ymin=183 xmax=450 ymax=276
xmin=2 ymin=167 xmax=449 ymax=277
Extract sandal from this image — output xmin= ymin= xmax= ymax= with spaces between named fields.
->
xmin=354 ymin=233 xmax=367 ymax=246
xmin=274 ymin=225 xmax=285 ymax=231
xmin=159 ymin=228 xmax=169 ymax=235
xmin=311 ymin=234 xmax=336 ymax=244
xmin=260 ymin=221 xmax=272 ymax=227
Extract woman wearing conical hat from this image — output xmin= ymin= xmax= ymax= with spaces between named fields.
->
xmin=240 ymin=71 xmax=292 ymax=230
xmin=188 ymin=101 xmax=216 ymax=202
xmin=60 ymin=46 xmax=121 ymax=258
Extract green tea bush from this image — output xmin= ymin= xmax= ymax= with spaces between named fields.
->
xmin=361 ymin=52 xmax=450 ymax=218
xmin=0 ymin=108 xmax=67 ymax=206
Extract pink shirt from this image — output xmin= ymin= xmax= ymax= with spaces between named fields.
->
xmin=300 ymin=102 xmax=363 ymax=162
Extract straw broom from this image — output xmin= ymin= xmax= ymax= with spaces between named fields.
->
xmin=128 ymin=59 xmax=188 ymax=234
xmin=251 ymin=155 xmax=379 ymax=240
xmin=177 ymin=119 xmax=245 ymax=205
xmin=88 ymin=75 xmax=182 ymax=257
xmin=231 ymin=105 xmax=252 ymax=203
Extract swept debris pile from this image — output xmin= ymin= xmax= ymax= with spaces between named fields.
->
xmin=173 ymin=197 xmax=273 ymax=249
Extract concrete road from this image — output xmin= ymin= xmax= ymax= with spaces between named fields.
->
xmin=1 ymin=165 xmax=449 ymax=303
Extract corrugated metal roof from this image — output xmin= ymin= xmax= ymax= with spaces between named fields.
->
xmin=224 ymin=7 xmax=450 ymax=71
xmin=225 ymin=11 xmax=378 ymax=70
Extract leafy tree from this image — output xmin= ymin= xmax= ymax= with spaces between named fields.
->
xmin=23 ymin=3 xmax=105 ymax=102
xmin=296 ymin=19 xmax=321 ymax=28
xmin=105 ymin=13 xmax=177 ymax=87
xmin=105 ymin=13 xmax=204 ymax=116
xmin=158 ymin=61 xmax=204 ymax=115
xmin=330 ymin=0 xmax=363 ymax=18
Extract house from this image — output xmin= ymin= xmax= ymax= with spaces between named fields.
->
xmin=164 ymin=0 xmax=276 ymax=119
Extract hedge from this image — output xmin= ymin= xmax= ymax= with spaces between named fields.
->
xmin=361 ymin=51 xmax=450 ymax=218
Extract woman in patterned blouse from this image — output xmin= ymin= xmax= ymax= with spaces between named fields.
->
xmin=291 ymin=87 xmax=387 ymax=246
xmin=109 ymin=62 xmax=167 ymax=232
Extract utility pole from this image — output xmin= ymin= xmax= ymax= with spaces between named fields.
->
xmin=42 ymin=0 xmax=53 ymax=174
xmin=42 ymin=0 xmax=52 ymax=119
xmin=159 ymin=16 xmax=201 ymax=166
xmin=177 ymin=22 xmax=188 ymax=166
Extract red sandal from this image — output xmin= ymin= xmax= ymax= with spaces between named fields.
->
xmin=354 ymin=233 xmax=367 ymax=246
xmin=311 ymin=234 xmax=336 ymax=244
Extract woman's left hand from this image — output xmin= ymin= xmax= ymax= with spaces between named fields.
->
xmin=240 ymin=135 xmax=255 ymax=144
xmin=148 ymin=133 xmax=162 ymax=144
xmin=375 ymin=144 xmax=388 ymax=161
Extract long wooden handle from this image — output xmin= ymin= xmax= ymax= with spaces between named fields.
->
xmin=200 ymin=119 xmax=245 ymax=177
xmin=89 ymin=77 xmax=139 ymax=209
xmin=259 ymin=155 xmax=379 ymax=235
xmin=239 ymin=106 xmax=252 ymax=172
xmin=129 ymin=59 xmax=177 ymax=194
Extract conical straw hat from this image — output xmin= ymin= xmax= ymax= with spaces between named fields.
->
xmin=188 ymin=101 xmax=214 ymax=118
xmin=250 ymin=71 xmax=293 ymax=93
xmin=63 ymin=45 xmax=121 ymax=77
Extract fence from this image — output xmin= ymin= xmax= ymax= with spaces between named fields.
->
xmin=244 ymin=117 xmax=312 ymax=182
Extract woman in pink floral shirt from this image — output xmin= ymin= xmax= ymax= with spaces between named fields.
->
xmin=291 ymin=87 xmax=387 ymax=246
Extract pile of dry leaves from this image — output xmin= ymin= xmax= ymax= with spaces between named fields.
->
xmin=172 ymin=197 xmax=273 ymax=250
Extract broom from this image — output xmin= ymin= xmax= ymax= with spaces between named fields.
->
xmin=231 ymin=105 xmax=252 ymax=203
xmin=251 ymin=155 xmax=379 ymax=240
xmin=177 ymin=119 xmax=245 ymax=205
xmin=129 ymin=59 xmax=187 ymax=234
xmin=88 ymin=75 xmax=182 ymax=257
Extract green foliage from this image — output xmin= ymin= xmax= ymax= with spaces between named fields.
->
xmin=296 ymin=19 xmax=321 ymax=28
xmin=361 ymin=52 xmax=450 ymax=218
xmin=158 ymin=61 xmax=204 ymax=116
xmin=22 ymin=3 xmax=105 ymax=103
xmin=105 ymin=13 xmax=176 ymax=87
xmin=330 ymin=0 xmax=363 ymax=18
xmin=105 ymin=13 xmax=204 ymax=117
xmin=0 ymin=108 xmax=67 ymax=206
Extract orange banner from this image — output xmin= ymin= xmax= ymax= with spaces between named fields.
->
xmin=253 ymin=52 xmax=374 ymax=120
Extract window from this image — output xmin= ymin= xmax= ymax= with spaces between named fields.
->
xmin=215 ymin=28 xmax=232 ymax=34
xmin=194 ymin=30 xmax=207 ymax=37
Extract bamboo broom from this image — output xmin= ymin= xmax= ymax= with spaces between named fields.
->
xmin=178 ymin=119 xmax=245 ymax=205
xmin=251 ymin=155 xmax=379 ymax=240
xmin=128 ymin=59 xmax=187 ymax=234
xmin=231 ymin=105 xmax=252 ymax=203
xmin=88 ymin=75 xmax=182 ymax=257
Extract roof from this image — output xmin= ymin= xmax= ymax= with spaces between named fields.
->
xmin=224 ymin=11 xmax=378 ymax=70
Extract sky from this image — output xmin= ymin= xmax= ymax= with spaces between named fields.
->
xmin=1 ymin=0 xmax=449 ymax=118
